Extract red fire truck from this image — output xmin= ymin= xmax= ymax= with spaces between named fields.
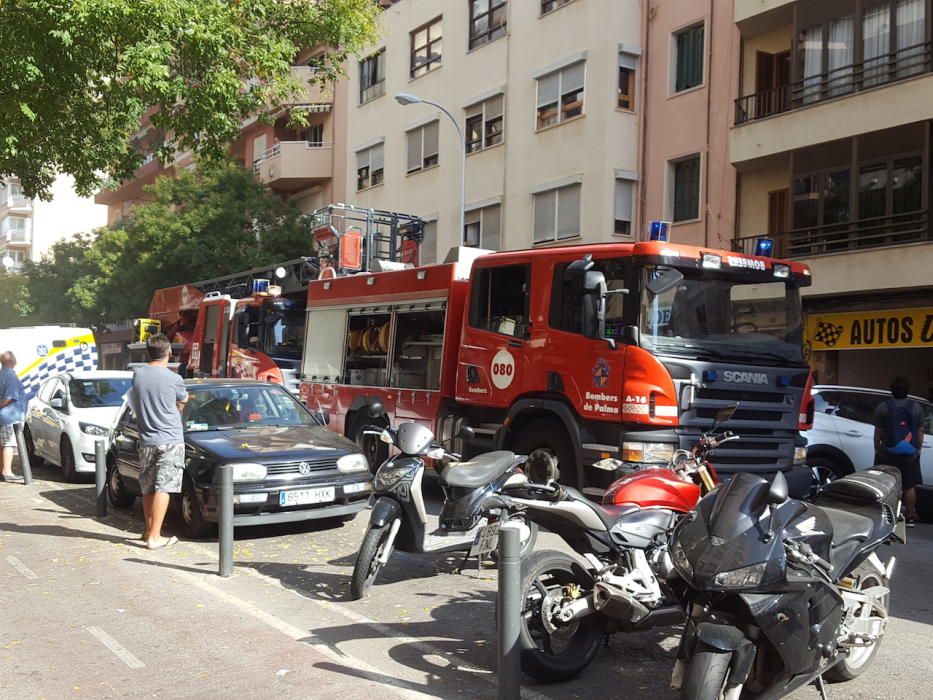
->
xmin=299 ymin=240 xmax=816 ymax=497
xmin=145 ymin=205 xmax=424 ymax=390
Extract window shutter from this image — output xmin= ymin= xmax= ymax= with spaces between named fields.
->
xmin=614 ymin=179 xmax=634 ymax=223
xmin=407 ymin=129 xmax=421 ymax=172
xmin=371 ymin=143 xmax=384 ymax=171
xmin=556 ymin=185 xmax=581 ymax=239
xmin=618 ymin=52 xmax=637 ymax=70
xmin=537 ymin=73 xmax=560 ymax=108
xmin=420 ymin=221 xmax=437 ymax=265
xmin=482 ymin=205 xmax=501 ymax=250
xmin=486 ymin=94 xmax=504 ymax=119
xmin=423 ymin=121 xmax=439 ymax=159
xmin=533 ymin=190 xmax=556 ymax=242
xmin=356 ymin=148 xmax=369 ymax=170
xmin=465 ymin=101 xmax=484 ymax=119
xmin=562 ymin=61 xmax=585 ymax=94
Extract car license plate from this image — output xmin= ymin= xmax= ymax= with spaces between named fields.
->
xmin=279 ymin=487 xmax=335 ymax=507
xmin=472 ymin=522 xmax=500 ymax=556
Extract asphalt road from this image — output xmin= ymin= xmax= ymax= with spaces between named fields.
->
xmin=5 ymin=462 xmax=933 ymax=699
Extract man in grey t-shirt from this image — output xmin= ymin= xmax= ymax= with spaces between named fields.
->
xmin=130 ymin=334 xmax=187 ymax=549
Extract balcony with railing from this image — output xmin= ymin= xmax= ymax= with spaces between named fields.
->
xmin=0 ymin=217 xmax=32 ymax=245
xmin=252 ymin=141 xmax=333 ymax=191
xmin=736 ymin=41 xmax=933 ymax=125
xmin=733 ymin=209 xmax=930 ymax=259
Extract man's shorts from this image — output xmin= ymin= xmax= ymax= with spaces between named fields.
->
xmin=138 ymin=444 xmax=185 ymax=494
xmin=0 ymin=424 xmax=17 ymax=448
xmin=875 ymin=453 xmax=922 ymax=490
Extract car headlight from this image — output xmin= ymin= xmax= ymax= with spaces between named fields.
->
xmin=337 ymin=453 xmax=368 ymax=474
xmin=230 ymin=462 xmax=267 ymax=482
xmin=669 ymin=538 xmax=693 ymax=578
xmin=80 ymin=422 xmax=109 ymax=437
xmin=794 ymin=446 xmax=807 ymax=465
xmin=373 ymin=463 xmax=411 ymax=491
xmin=622 ymin=441 xmax=675 ymax=464
xmin=712 ymin=562 xmax=767 ymax=589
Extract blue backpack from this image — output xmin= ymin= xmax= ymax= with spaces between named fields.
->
xmin=884 ymin=399 xmax=919 ymax=457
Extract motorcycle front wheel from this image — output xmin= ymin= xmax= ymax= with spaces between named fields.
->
xmin=350 ymin=520 xmax=398 ymax=600
xmin=679 ymin=641 xmax=731 ymax=700
xmin=519 ymin=549 xmax=603 ymax=683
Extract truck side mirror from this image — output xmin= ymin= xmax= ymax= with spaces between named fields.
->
xmin=457 ymin=424 xmax=475 ymax=441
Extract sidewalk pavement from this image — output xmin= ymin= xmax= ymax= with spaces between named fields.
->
xmin=0 ymin=470 xmax=446 ymax=700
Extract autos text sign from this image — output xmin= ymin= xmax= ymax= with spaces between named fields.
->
xmin=806 ymin=307 xmax=933 ymax=351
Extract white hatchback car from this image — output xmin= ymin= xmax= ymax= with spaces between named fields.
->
xmin=803 ymin=385 xmax=933 ymax=486
xmin=24 ymin=371 xmax=133 ymax=481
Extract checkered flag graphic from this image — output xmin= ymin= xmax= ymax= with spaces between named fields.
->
xmin=813 ymin=320 xmax=844 ymax=347
xmin=20 ymin=344 xmax=99 ymax=401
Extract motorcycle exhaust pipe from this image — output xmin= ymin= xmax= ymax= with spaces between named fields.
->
xmin=592 ymin=582 xmax=650 ymax=625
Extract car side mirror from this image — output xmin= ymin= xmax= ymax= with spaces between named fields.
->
xmin=50 ymin=397 xmax=64 ymax=409
xmin=312 ymin=407 xmax=329 ymax=426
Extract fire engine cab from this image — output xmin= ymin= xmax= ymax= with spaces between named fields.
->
xmin=300 ymin=239 xmax=816 ymax=497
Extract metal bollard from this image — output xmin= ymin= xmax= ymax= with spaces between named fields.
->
xmin=95 ymin=439 xmax=107 ymax=518
xmin=497 ymin=522 xmax=522 ymax=700
xmin=13 ymin=422 xmax=32 ymax=485
xmin=218 ymin=464 xmax=234 ymax=577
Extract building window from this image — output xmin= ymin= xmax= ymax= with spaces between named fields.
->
xmin=469 ymin=264 xmax=531 ymax=338
xmin=541 ymin=0 xmax=573 ymax=16
xmin=407 ymin=121 xmax=439 ymax=174
xmin=305 ymin=124 xmax=324 ymax=147
xmin=359 ymin=49 xmax=386 ymax=104
xmin=536 ymin=61 xmax=585 ymax=129
xmin=469 ymin=0 xmax=507 ymax=50
xmin=674 ymin=23 xmax=704 ymax=92
xmin=618 ymin=52 xmax=637 ymax=110
xmin=356 ymin=143 xmax=384 ymax=191
xmin=411 ymin=17 xmax=443 ymax=79
xmin=464 ymin=204 xmax=501 ymax=250
xmin=533 ymin=183 xmax=581 ymax=243
xmin=465 ymin=94 xmax=504 ymax=153
xmin=614 ymin=178 xmax=635 ymax=235
xmin=671 ymin=155 xmax=701 ymax=222
xmin=420 ymin=220 xmax=437 ymax=265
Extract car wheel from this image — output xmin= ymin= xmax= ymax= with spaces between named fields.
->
xmin=809 ymin=457 xmax=848 ymax=486
xmin=60 ymin=436 xmax=78 ymax=482
xmin=23 ymin=426 xmax=43 ymax=467
xmin=107 ymin=458 xmax=136 ymax=508
xmin=178 ymin=475 xmax=211 ymax=539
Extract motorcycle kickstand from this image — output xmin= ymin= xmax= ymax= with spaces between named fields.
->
xmin=813 ymin=675 xmax=828 ymax=700
xmin=456 ymin=549 xmax=472 ymax=575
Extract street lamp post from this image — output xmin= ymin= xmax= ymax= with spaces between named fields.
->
xmin=395 ymin=92 xmax=467 ymax=247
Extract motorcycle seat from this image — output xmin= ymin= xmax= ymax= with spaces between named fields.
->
xmin=817 ymin=466 xmax=901 ymax=511
xmin=562 ymin=485 xmax=634 ymax=528
xmin=821 ymin=505 xmax=879 ymax=576
xmin=442 ymin=451 xmax=517 ymax=488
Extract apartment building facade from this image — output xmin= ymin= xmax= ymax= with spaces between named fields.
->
xmin=0 ymin=175 xmax=106 ymax=271
xmin=95 ymin=54 xmax=347 ymax=223
xmin=345 ymin=0 xmax=644 ymax=263
xmin=731 ymin=0 xmax=933 ymax=395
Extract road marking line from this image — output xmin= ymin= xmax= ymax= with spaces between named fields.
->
xmin=86 ymin=626 xmax=145 ymax=669
xmin=183 ymin=574 xmax=434 ymax=700
xmin=5 ymin=556 xmax=38 ymax=580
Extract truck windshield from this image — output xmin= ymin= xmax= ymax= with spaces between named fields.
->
xmin=264 ymin=308 xmax=304 ymax=359
xmin=639 ymin=266 xmax=805 ymax=365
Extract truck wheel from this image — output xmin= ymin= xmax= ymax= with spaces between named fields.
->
xmin=349 ymin=413 xmax=388 ymax=473
xmin=512 ymin=419 xmax=578 ymax=488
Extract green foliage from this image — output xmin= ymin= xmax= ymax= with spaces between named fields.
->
xmin=23 ymin=161 xmax=313 ymax=325
xmin=0 ymin=271 xmax=33 ymax=326
xmin=0 ymin=0 xmax=379 ymax=198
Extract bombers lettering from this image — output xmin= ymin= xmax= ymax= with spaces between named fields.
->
xmin=722 ymin=370 xmax=769 ymax=385
xmin=726 ymin=256 xmax=766 ymax=271
xmin=585 ymin=391 xmax=617 ymax=403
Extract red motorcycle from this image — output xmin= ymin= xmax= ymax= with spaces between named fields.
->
xmin=499 ymin=406 xmax=736 ymax=682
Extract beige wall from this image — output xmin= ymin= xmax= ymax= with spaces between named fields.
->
xmin=802 ymin=242 xmax=933 ymax=297
xmin=736 ymin=154 xmax=789 ymax=237
xmin=346 ymin=0 xmax=642 ymax=258
xmin=735 ymin=0 xmax=795 ymax=25
xmin=739 ymin=24 xmax=792 ymax=97
xmin=641 ymin=0 xmax=738 ymax=250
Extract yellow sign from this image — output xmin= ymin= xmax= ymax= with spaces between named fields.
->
xmin=806 ymin=307 xmax=933 ymax=352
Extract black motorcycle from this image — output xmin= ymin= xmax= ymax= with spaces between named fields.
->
xmin=349 ymin=411 xmax=537 ymax=600
xmin=669 ymin=465 xmax=905 ymax=700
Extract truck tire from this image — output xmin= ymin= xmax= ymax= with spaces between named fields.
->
xmin=512 ymin=419 xmax=578 ymax=488
xmin=348 ymin=413 xmax=388 ymax=473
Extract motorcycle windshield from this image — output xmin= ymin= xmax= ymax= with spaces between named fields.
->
xmin=708 ymin=472 xmax=771 ymax=540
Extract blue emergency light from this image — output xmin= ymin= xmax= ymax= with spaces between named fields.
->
xmin=251 ymin=278 xmax=270 ymax=294
xmin=649 ymin=220 xmax=671 ymax=241
xmin=754 ymin=237 xmax=774 ymax=257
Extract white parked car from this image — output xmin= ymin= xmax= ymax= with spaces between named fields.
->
xmin=24 ymin=371 xmax=133 ymax=481
xmin=803 ymin=385 xmax=933 ymax=487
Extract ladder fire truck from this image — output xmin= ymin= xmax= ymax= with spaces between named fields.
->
xmin=141 ymin=205 xmax=423 ymax=390
xmin=299 ymin=235 xmax=817 ymax=498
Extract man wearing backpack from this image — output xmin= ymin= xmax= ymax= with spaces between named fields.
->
xmin=873 ymin=376 xmax=925 ymax=527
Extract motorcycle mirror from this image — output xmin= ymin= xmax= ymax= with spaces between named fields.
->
xmin=715 ymin=403 xmax=738 ymax=425
xmin=457 ymin=424 xmax=475 ymax=441
xmin=767 ymin=471 xmax=789 ymax=505
xmin=379 ymin=429 xmax=394 ymax=445
xmin=368 ymin=401 xmax=384 ymax=418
